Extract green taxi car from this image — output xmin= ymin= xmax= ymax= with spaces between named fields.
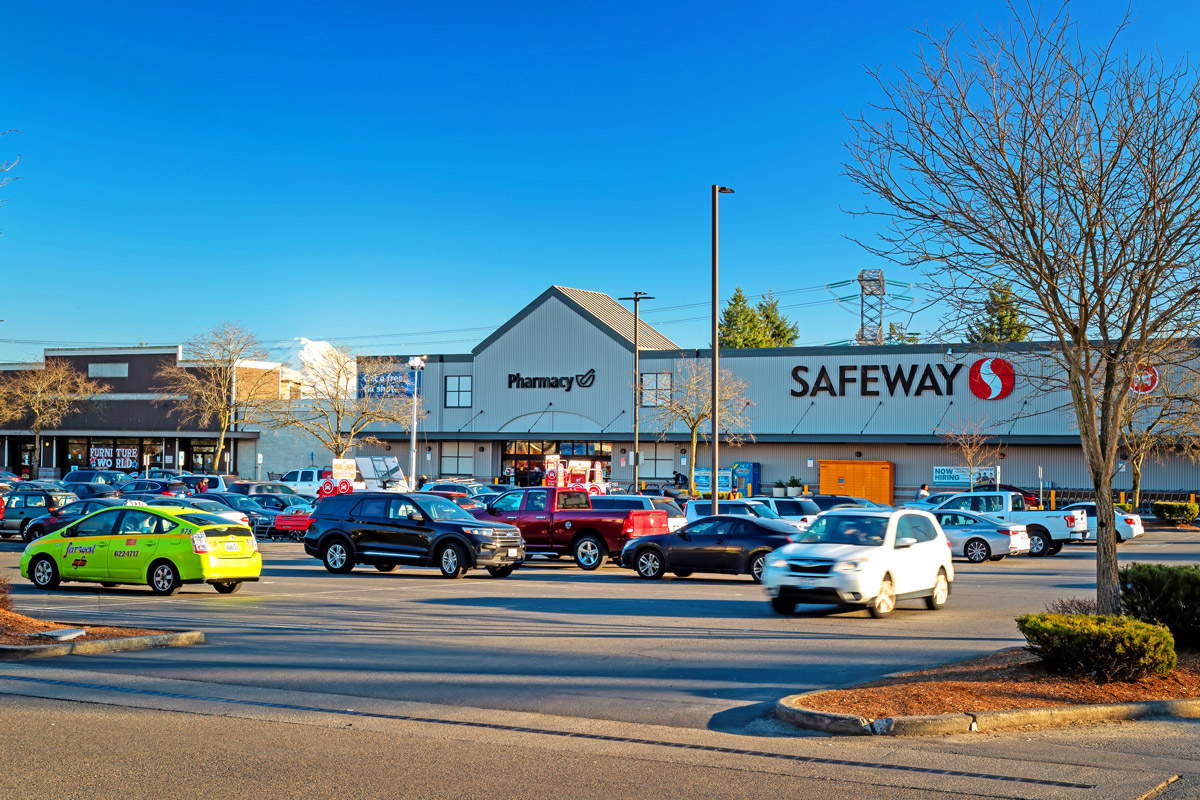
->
xmin=19 ymin=505 xmax=262 ymax=595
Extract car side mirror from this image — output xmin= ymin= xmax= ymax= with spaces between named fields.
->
xmin=408 ymin=512 xmax=424 ymax=523
xmin=49 ymin=508 xmax=60 ymax=517
xmin=895 ymin=536 xmax=917 ymax=549
xmin=677 ymin=530 xmax=690 ymax=540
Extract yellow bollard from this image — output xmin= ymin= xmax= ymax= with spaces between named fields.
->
xmin=1050 ymin=490 xmax=1056 ymax=510
xmin=1192 ymin=493 xmax=1196 ymax=505
xmin=803 ymin=484 xmax=809 ymax=494
xmin=1120 ymin=492 xmax=1126 ymax=505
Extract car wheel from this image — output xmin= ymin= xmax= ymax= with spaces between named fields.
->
xmin=437 ymin=542 xmax=468 ymax=579
xmin=374 ymin=563 xmax=398 ymax=572
xmin=148 ymin=560 xmax=182 ymax=596
xmin=1028 ymin=530 xmax=1052 ymax=557
xmin=1116 ymin=532 xmax=1126 ymax=544
xmin=100 ymin=582 xmax=118 ymax=588
xmin=987 ymin=555 xmax=1007 ymax=562
xmin=869 ymin=576 xmax=896 ymax=618
xmin=572 ymin=535 xmax=606 ymax=571
xmin=635 ymin=549 xmax=665 ymax=580
xmin=289 ymin=532 xmax=304 ymax=543
xmin=212 ymin=582 xmax=241 ymax=594
xmin=487 ymin=565 xmax=515 ymax=578
xmin=925 ymin=569 xmax=949 ymax=610
xmin=322 ymin=540 xmax=355 ymax=574
xmin=23 ymin=525 xmax=44 ymax=544
xmin=18 ymin=519 xmax=30 ymax=538
xmin=749 ymin=552 xmax=768 ymax=583
xmin=29 ymin=555 xmax=59 ymax=590
xmin=770 ymin=596 xmax=796 ymax=615
xmin=545 ymin=554 xmax=562 ymax=560
xmin=672 ymin=571 xmax=693 ymax=578
xmin=964 ymin=538 xmax=991 ymax=563
xmin=1047 ymin=541 xmax=1064 ymax=556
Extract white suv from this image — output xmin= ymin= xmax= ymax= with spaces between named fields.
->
xmin=761 ymin=508 xmax=954 ymax=618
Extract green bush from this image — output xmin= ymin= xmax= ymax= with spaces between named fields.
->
xmin=700 ymin=492 xmax=733 ymax=500
xmin=1151 ymin=501 xmax=1199 ymax=525
xmin=787 ymin=476 xmax=801 ymax=487
xmin=1121 ymin=563 xmax=1200 ymax=649
xmin=1016 ymin=613 xmax=1176 ymax=682
xmin=1115 ymin=502 xmax=1132 ymax=513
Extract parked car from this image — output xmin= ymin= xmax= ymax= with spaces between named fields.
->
xmin=0 ymin=489 xmax=79 ymax=538
xmin=807 ymin=494 xmax=871 ymax=511
xmin=902 ymin=492 xmax=961 ymax=510
xmin=684 ymin=499 xmax=803 ymax=529
xmin=193 ymin=492 xmax=280 ymax=539
xmin=21 ymin=505 xmax=261 ymax=595
xmin=423 ymin=482 xmax=497 ymax=498
xmin=1062 ymin=502 xmax=1145 ymax=543
xmin=761 ymin=508 xmax=954 ymax=618
xmin=471 ymin=487 xmax=668 ymax=569
xmin=933 ymin=491 xmax=1087 ymax=556
xmin=305 ymin=491 xmax=525 ymax=578
xmin=931 ymin=510 xmax=1030 ymax=562
xmin=9 ymin=480 xmax=73 ymax=493
xmin=67 ymin=482 xmax=122 ymax=500
xmin=63 ymin=469 xmax=130 ymax=487
xmin=0 ymin=470 xmax=22 ymax=483
xmin=119 ymin=479 xmax=191 ymax=497
xmin=971 ymin=481 xmax=1041 ymax=509
xmin=226 ymin=481 xmax=296 ymax=496
xmin=749 ymin=497 xmax=822 ymax=529
xmin=132 ymin=468 xmax=191 ymax=480
xmin=278 ymin=468 xmax=329 ymax=495
xmin=620 ymin=515 xmax=797 ymax=582
xmin=419 ymin=490 xmax=486 ymax=511
xmin=252 ymin=493 xmax=317 ymax=514
xmin=590 ymin=495 xmax=687 ymax=532
xmin=21 ymin=497 xmax=130 ymax=543
xmin=129 ymin=496 xmax=250 ymax=527
xmin=179 ymin=474 xmax=230 ymax=493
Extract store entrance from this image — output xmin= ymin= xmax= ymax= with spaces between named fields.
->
xmin=501 ymin=441 xmax=612 ymax=487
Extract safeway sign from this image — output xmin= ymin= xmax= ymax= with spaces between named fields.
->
xmin=933 ymin=465 xmax=996 ymax=487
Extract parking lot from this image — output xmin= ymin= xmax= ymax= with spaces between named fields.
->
xmin=3 ymin=527 xmax=1196 ymax=731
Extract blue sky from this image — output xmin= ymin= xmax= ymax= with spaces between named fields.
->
xmin=1 ymin=1 xmax=1194 ymax=361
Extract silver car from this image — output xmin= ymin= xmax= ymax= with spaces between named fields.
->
xmin=931 ymin=510 xmax=1030 ymax=563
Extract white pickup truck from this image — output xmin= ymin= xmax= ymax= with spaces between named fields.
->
xmin=933 ymin=491 xmax=1087 ymax=557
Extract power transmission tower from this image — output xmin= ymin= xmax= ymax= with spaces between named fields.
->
xmin=855 ymin=269 xmax=886 ymax=345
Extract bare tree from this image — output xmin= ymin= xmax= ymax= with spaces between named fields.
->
xmin=0 ymin=360 xmax=107 ymax=475
xmin=649 ymin=358 xmax=754 ymax=492
xmin=154 ymin=322 xmax=280 ymax=473
xmin=0 ymin=128 xmax=19 ymax=223
xmin=1120 ymin=361 xmax=1200 ymax=510
xmin=843 ymin=4 xmax=1200 ymax=613
xmin=939 ymin=418 xmax=1006 ymax=488
xmin=269 ymin=345 xmax=418 ymax=458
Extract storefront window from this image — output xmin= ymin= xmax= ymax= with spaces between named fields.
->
xmin=440 ymin=442 xmax=474 ymax=476
xmin=66 ymin=439 xmax=88 ymax=471
xmin=88 ymin=439 xmax=114 ymax=469
xmin=114 ymin=438 xmax=140 ymax=471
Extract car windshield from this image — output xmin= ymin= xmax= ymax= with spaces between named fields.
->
xmin=225 ymin=496 xmax=264 ymax=511
xmin=179 ymin=512 xmax=239 ymax=527
xmin=798 ymin=514 xmax=888 ymax=547
xmin=192 ymin=500 xmax=230 ymax=514
xmin=747 ymin=502 xmax=780 ymax=519
xmin=416 ymin=496 xmax=474 ymax=521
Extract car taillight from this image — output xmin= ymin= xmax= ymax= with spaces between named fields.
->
xmin=248 ymin=534 xmax=258 ymax=552
xmin=163 ymin=491 xmax=176 ymax=497
xmin=622 ymin=516 xmax=635 ymax=535
xmin=191 ymin=532 xmax=211 ymax=554
xmin=1124 ymin=517 xmax=1137 ymax=525
xmin=1064 ymin=515 xmax=1077 ymax=525
xmin=240 ymin=515 xmax=250 ymax=525
xmin=1000 ymin=529 xmax=1020 ymax=536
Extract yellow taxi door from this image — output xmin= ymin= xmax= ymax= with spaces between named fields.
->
xmin=57 ymin=508 xmax=122 ymax=581
xmin=108 ymin=509 xmax=163 ymax=581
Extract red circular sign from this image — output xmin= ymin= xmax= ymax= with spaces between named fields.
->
xmin=319 ymin=479 xmax=336 ymax=497
xmin=1131 ymin=364 xmax=1160 ymax=394
xmin=968 ymin=358 xmax=1016 ymax=400
xmin=587 ymin=484 xmax=601 ymax=495
xmin=546 ymin=469 xmax=557 ymax=483
xmin=570 ymin=483 xmax=586 ymax=492
xmin=337 ymin=479 xmax=353 ymax=494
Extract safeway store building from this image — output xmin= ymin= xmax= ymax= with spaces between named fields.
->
xmin=358 ymin=285 xmax=1200 ymax=503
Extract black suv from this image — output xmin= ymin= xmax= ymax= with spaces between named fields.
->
xmin=303 ymin=491 xmax=524 ymax=579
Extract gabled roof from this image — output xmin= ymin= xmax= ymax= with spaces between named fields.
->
xmin=473 ymin=286 xmax=679 ymax=355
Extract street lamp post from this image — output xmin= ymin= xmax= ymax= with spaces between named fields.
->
xmin=711 ymin=185 xmax=734 ymax=513
xmin=407 ymin=355 xmax=426 ymax=488
xmin=619 ymin=291 xmax=654 ymax=493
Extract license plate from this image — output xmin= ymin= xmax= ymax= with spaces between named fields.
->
xmin=224 ymin=541 xmax=240 ymax=552
xmin=507 ymin=548 xmax=519 ymax=557
xmin=793 ymin=581 xmax=814 ymax=589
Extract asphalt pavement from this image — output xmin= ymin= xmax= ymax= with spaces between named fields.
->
xmin=1 ymin=528 xmax=1199 ymax=797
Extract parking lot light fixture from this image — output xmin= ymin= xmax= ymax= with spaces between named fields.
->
xmin=619 ymin=292 xmax=654 ymax=492
xmin=712 ymin=185 xmax=734 ymax=513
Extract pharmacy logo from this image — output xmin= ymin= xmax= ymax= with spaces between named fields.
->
xmin=968 ymin=358 xmax=1015 ymax=400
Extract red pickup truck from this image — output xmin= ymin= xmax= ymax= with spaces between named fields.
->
xmin=471 ymin=487 xmax=667 ymax=569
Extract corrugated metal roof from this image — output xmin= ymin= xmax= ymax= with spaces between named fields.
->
xmin=553 ymin=286 xmax=678 ymax=350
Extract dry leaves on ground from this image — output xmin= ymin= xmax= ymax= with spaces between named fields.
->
xmin=0 ymin=608 xmax=163 ymax=646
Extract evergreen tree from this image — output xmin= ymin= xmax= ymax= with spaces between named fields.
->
xmin=965 ymin=281 xmax=1031 ymax=343
xmin=718 ymin=287 xmax=772 ymax=348
xmin=756 ymin=291 xmax=799 ymax=346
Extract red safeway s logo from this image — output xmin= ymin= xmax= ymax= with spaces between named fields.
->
xmin=1131 ymin=364 xmax=1159 ymax=395
xmin=968 ymin=358 xmax=1015 ymax=400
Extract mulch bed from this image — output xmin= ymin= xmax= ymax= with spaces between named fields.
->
xmin=0 ymin=608 xmax=164 ymax=646
xmin=800 ymin=649 xmax=1200 ymax=720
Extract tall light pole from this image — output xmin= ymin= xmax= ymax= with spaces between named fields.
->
xmin=407 ymin=355 xmax=426 ymax=487
xmin=711 ymin=185 xmax=734 ymax=513
xmin=619 ymin=291 xmax=653 ymax=493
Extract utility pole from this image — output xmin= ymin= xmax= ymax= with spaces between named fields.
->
xmin=711 ymin=185 xmax=734 ymax=512
xmin=407 ymin=356 xmax=426 ymax=488
xmin=619 ymin=292 xmax=654 ymax=493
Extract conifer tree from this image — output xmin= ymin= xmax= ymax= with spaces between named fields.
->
xmin=756 ymin=291 xmax=799 ymax=346
xmin=717 ymin=287 xmax=771 ymax=348
xmin=965 ymin=281 xmax=1031 ymax=343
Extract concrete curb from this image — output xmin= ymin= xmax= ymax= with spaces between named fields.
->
xmin=0 ymin=630 xmax=205 ymax=660
xmin=775 ymin=692 xmax=1200 ymax=736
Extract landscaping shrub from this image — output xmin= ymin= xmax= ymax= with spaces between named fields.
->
xmin=700 ymin=492 xmax=733 ymax=500
xmin=1016 ymin=613 xmax=1176 ymax=682
xmin=0 ymin=574 xmax=10 ymax=613
xmin=1115 ymin=502 xmax=1132 ymax=513
xmin=1044 ymin=596 xmax=1098 ymax=616
xmin=1151 ymin=501 xmax=1199 ymax=525
xmin=1121 ymin=563 xmax=1200 ymax=649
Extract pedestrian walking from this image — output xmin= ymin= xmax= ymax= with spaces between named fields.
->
xmin=914 ymin=483 xmax=930 ymax=500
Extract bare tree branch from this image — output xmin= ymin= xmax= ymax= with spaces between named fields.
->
xmin=0 ymin=360 xmax=107 ymax=475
